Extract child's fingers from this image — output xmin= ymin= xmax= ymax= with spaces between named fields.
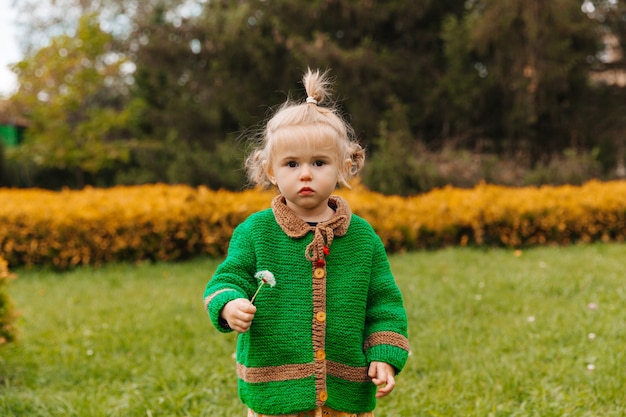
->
xmin=375 ymin=374 xmax=395 ymax=398
xmin=232 ymin=302 xmax=256 ymax=331
xmin=368 ymin=362 xmax=396 ymax=398
xmin=223 ymin=299 xmax=257 ymax=332
xmin=239 ymin=299 xmax=257 ymax=314
xmin=230 ymin=319 xmax=252 ymax=333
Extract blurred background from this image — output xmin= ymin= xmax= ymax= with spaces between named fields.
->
xmin=0 ymin=0 xmax=624 ymax=195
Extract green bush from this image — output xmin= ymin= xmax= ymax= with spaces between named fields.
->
xmin=115 ymin=137 xmax=246 ymax=190
xmin=523 ymin=148 xmax=603 ymax=186
xmin=363 ymin=142 xmax=610 ymax=195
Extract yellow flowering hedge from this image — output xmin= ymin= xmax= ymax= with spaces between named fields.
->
xmin=0 ymin=256 xmax=18 ymax=344
xmin=339 ymin=180 xmax=626 ymax=251
xmin=1 ymin=180 xmax=625 ymax=269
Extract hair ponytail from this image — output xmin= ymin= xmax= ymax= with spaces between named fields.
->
xmin=302 ymin=68 xmax=332 ymax=106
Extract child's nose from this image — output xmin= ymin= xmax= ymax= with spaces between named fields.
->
xmin=299 ymin=165 xmax=312 ymax=180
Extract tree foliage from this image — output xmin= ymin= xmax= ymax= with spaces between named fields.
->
xmin=442 ymin=0 xmax=598 ymax=154
xmin=8 ymin=13 xmax=137 ymax=187
xmin=4 ymin=0 xmax=625 ymax=192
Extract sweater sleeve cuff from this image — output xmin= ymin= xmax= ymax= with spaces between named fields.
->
xmin=204 ymin=288 xmax=246 ymax=333
xmin=365 ymin=344 xmax=410 ymax=374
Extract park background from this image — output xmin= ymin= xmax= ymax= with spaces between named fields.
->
xmin=0 ymin=0 xmax=625 ymax=194
xmin=1 ymin=0 xmax=626 ymax=415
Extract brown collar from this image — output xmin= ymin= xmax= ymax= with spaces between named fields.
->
xmin=271 ymin=195 xmax=352 ymax=262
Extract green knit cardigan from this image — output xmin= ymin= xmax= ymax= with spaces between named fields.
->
xmin=203 ymin=195 xmax=410 ymax=415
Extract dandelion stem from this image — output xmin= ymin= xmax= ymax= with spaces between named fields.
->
xmin=250 ymin=283 xmax=264 ymax=304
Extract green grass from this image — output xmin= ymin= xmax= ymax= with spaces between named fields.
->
xmin=1 ymin=243 xmax=625 ymax=416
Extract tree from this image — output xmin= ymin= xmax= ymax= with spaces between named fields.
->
xmin=129 ymin=0 xmax=471 ymax=141
xmin=12 ymin=0 xmax=174 ymax=53
xmin=238 ymin=0 xmax=468 ymax=143
xmin=586 ymin=0 xmax=626 ymax=70
xmin=585 ymin=0 xmax=626 ymax=176
xmin=450 ymin=0 xmax=599 ymax=156
xmin=8 ymin=13 xmax=136 ymax=187
xmin=7 ymin=0 xmax=619 ymax=191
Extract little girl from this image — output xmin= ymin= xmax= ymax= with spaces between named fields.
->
xmin=203 ymin=68 xmax=410 ymax=417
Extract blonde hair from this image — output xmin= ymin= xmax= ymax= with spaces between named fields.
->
xmin=245 ymin=68 xmax=365 ymax=188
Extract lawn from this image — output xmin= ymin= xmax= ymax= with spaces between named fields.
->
xmin=1 ymin=243 xmax=625 ymax=416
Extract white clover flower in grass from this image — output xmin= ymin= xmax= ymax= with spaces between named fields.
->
xmin=250 ymin=270 xmax=276 ymax=304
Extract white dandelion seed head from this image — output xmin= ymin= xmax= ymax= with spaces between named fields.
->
xmin=255 ymin=270 xmax=276 ymax=287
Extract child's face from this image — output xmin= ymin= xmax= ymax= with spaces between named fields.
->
xmin=267 ymin=139 xmax=341 ymax=222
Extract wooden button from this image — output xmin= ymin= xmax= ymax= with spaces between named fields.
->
xmin=313 ymin=268 xmax=325 ymax=278
xmin=316 ymin=349 xmax=326 ymax=360
xmin=319 ymin=390 xmax=328 ymax=401
xmin=316 ymin=311 xmax=326 ymax=322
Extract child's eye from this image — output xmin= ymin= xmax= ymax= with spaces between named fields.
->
xmin=313 ymin=160 xmax=326 ymax=167
xmin=287 ymin=161 xmax=298 ymax=168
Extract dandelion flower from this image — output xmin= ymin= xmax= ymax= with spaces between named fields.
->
xmin=251 ymin=270 xmax=276 ymax=304
xmin=255 ymin=270 xmax=276 ymax=287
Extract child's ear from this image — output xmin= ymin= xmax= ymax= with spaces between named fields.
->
xmin=263 ymin=160 xmax=276 ymax=185
xmin=344 ymin=158 xmax=353 ymax=174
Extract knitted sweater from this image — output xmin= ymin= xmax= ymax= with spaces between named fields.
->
xmin=203 ymin=195 xmax=410 ymax=415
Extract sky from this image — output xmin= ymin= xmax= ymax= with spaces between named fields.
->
xmin=0 ymin=0 xmax=204 ymax=98
xmin=0 ymin=0 xmax=20 ymax=97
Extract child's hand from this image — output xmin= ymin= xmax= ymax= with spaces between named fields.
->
xmin=368 ymin=361 xmax=396 ymax=398
xmin=221 ymin=298 xmax=257 ymax=333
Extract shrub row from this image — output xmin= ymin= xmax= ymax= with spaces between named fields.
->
xmin=0 ymin=256 xmax=18 ymax=344
xmin=1 ymin=181 xmax=626 ymax=269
